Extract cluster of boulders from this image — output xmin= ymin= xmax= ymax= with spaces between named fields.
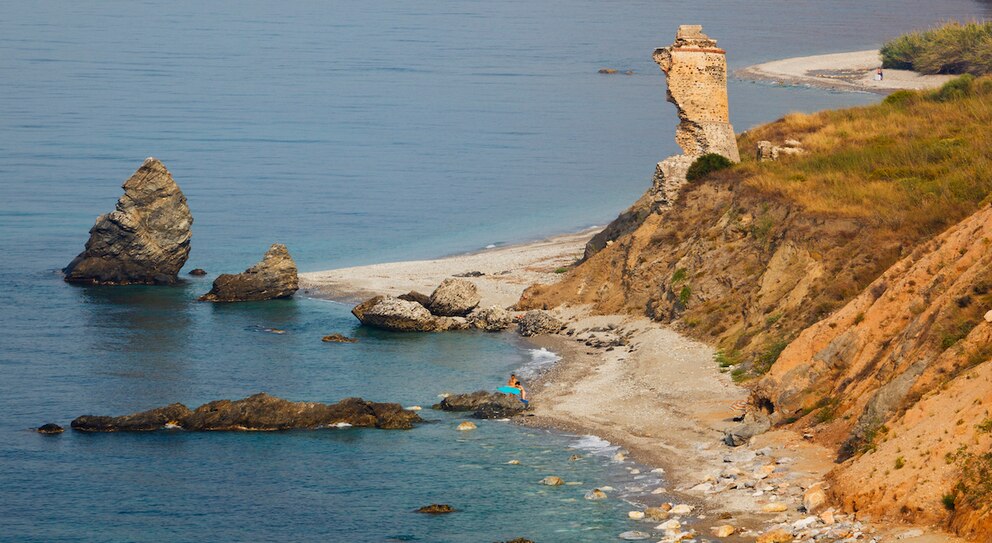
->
xmin=434 ymin=391 xmax=527 ymax=419
xmin=70 ymin=393 xmax=421 ymax=431
xmin=64 ymin=158 xmax=298 ymax=302
xmin=352 ymin=278 xmax=563 ymax=336
xmin=756 ymin=139 xmax=805 ymax=162
xmin=563 ymin=323 xmax=633 ymax=350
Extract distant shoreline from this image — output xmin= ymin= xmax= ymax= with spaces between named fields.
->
xmin=737 ymin=49 xmax=956 ymax=94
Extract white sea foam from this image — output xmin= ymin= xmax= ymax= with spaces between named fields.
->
xmin=331 ymin=422 xmax=352 ymax=428
xmin=516 ymin=348 xmax=561 ymax=379
xmin=569 ymin=434 xmax=620 ymax=456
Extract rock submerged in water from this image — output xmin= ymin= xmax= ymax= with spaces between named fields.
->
xmin=434 ymin=391 xmax=526 ymax=419
xmin=199 ymin=244 xmax=298 ymax=302
xmin=63 ymin=158 xmax=193 ymax=285
xmin=352 ymin=295 xmax=466 ymax=332
xmin=456 ymin=421 xmax=477 ymax=431
xmin=70 ymin=393 xmax=421 ymax=432
xmin=36 ymin=423 xmax=64 ymax=435
xmin=585 ymin=488 xmax=607 ymax=500
xmin=188 ymin=268 xmax=207 ymax=276
xmin=538 ymin=476 xmax=564 ymax=486
xmin=427 ymin=278 xmax=480 ymax=317
xmin=321 ymin=333 xmax=358 ymax=343
xmin=416 ymin=504 xmax=455 ymax=514
xmin=516 ymin=310 xmax=563 ymax=336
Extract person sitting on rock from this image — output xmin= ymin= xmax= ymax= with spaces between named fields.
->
xmin=508 ymin=373 xmax=519 ymax=388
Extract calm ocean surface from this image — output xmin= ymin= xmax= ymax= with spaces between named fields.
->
xmin=2 ymin=2 xmax=989 ymax=542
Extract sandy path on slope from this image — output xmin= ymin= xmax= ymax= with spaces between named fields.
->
xmin=737 ymin=49 xmax=956 ymax=94
xmin=299 ymin=229 xmax=595 ymax=308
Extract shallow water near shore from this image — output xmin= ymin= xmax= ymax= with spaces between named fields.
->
xmin=2 ymin=1 xmax=991 ymax=541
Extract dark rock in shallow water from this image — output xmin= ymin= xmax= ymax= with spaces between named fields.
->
xmin=495 ymin=539 xmax=535 ymax=543
xmin=63 ymin=158 xmax=193 ymax=285
xmin=415 ymin=504 xmax=455 ymax=514
xmin=321 ymin=333 xmax=358 ymax=343
xmin=70 ymin=393 xmax=421 ymax=432
xmin=435 ymin=391 xmax=526 ymax=419
xmin=71 ymin=403 xmax=193 ymax=432
xmin=199 ymin=244 xmax=298 ymax=302
xmin=188 ymin=268 xmax=207 ymax=276
xmin=36 ymin=423 xmax=64 ymax=434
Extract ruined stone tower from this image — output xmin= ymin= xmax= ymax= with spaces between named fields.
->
xmin=653 ymin=25 xmax=740 ymax=162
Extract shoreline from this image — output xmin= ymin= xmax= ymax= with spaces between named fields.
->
xmin=308 ymin=230 xmax=964 ymax=541
xmin=737 ymin=49 xmax=956 ymax=94
xmin=299 ymin=228 xmax=597 ymax=308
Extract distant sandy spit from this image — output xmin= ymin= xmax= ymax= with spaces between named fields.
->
xmin=737 ymin=49 xmax=956 ymax=94
xmin=299 ymin=228 xmax=596 ymax=308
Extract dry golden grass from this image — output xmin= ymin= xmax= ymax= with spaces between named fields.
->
xmin=737 ymin=76 xmax=992 ymax=239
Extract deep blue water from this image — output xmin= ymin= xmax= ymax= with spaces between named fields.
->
xmin=2 ymin=1 xmax=990 ymax=542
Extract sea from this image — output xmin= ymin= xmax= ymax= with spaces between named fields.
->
xmin=1 ymin=2 xmax=989 ymax=542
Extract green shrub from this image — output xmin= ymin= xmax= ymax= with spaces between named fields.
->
xmin=895 ymin=456 xmax=906 ymax=469
xmin=754 ymin=337 xmax=790 ymax=375
xmin=715 ymin=349 xmax=742 ymax=368
xmin=881 ymin=21 xmax=992 ymax=76
xmin=671 ymin=268 xmax=688 ymax=283
xmin=942 ymin=493 xmax=957 ymax=511
xmin=686 ymin=153 xmax=733 ymax=182
xmin=930 ymin=74 xmax=975 ymax=103
xmin=553 ymin=267 xmax=568 ymax=274
xmin=678 ymin=285 xmax=692 ymax=306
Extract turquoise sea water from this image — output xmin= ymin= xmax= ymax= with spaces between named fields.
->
xmin=2 ymin=2 xmax=990 ymax=542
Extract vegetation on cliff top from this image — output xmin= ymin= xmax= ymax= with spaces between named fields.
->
xmin=881 ymin=20 xmax=992 ymax=76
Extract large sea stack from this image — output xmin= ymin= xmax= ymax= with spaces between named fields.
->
xmin=199 ymin=243 xmax=299 ymax=302
xmin=63 ymin=158 xmax=193 ymax=285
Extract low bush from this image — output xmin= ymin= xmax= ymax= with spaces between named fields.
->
xmin=686 ymin=153 xmax=733 ymax=181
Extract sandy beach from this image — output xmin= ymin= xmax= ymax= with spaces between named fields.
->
xmin=737 ymin=49 xmax=956 ymax=94
xmin=303 ymin=232 xmax=961 ymax=542
xmin=299 ymin=228 xmax=597 ymax=308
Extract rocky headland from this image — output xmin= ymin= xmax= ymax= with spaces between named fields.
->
xmin=63 ymin=157 xmax=193 ymax=285
xmin=199 ymin=243 xmax=299 ymax=302
xmin=70 ymin=393 xmax=421 ymax=431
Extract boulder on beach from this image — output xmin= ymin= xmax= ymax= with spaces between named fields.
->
xmin=467 ymin=305 xmax=514 ymax=332
xmin=63 ymin=158 xmax=193 ymax=285
xmin=70 ymin=393 xmax=421 ymax=432
xmin=434 ymin=390 xmax=526 ymax=419
xmin=352 ymin=295 xmax=466 ymax=332
xmin=199 ymin=244 xmax=299 ymax=302
xmin=36 ymin=423 xmax=64 ymax=435
xmin=397 ymin=290 xmax=431 ymax=307
xmin=427 ymin=278 xmax=480 ymax=317
xmin=516 ymin=310 xmax=564 ymax=336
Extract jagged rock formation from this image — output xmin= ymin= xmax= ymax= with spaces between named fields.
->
xmin=352 ymin=295 xmax=467 ymax=332
xmin=435 ymin=391 xmax=527 ymax=419
xmin=70 ymin=393 xmax=421 ymax=431
xmin=63 ymin=158 xmax=192 ymax=285
xmin=199 ymin=244 xmax=298 ymax=302
xmin=427 ymin=278 xmax=480 ymax=317
xmin=585 ymin=26 xmax=739 ymax=259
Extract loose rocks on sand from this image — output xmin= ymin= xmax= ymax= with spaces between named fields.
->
xmin=516 ymin=310 xmax=563 ymax=336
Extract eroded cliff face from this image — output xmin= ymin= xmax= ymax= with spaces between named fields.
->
xmin=752 ymin=204 xmax=992 ymax=538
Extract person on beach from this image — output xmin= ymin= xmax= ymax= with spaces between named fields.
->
xmin=876 ymin=67 xmax=883 ymax=81
xmin=514 ymin=379 xmax=528 ymax=406
xmin=508 ymin=373 xmax=519 ymax=387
